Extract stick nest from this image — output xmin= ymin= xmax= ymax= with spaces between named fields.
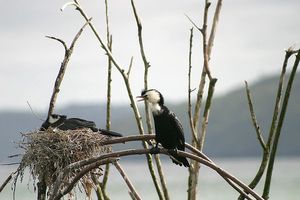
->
xmin=16 ymin=128 xmax=111 ymax=189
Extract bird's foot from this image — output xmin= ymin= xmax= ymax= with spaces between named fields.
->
xmin=167 ymin=149 xmax=178 ymax=155
xmin=146 ymin=139 xmax=155 ymax=147
xmin=149 ymin=146 xmax=160 ymax=154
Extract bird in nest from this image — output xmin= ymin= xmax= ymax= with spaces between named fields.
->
xmin=40 ymin=114 xmax=123 ymax=137
xmin=137 ymin=89 xmax=190 ymax=167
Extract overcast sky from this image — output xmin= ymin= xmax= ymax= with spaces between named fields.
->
xmin=1 ymin=0 xmax=299 ymax=111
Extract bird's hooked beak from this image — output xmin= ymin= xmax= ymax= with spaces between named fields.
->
xmin=136 ymin=95 xmax=146 ymax=102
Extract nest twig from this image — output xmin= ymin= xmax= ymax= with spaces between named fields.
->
xmin=14 ymin=128 xmax=112 ymax=195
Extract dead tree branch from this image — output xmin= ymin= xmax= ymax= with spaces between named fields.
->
xmin=49 ymin=143 xmax=263 ymax=200
xmin=113 ymin=161 xmax=142 ymax=200
xmin=263 ymin=48 xmax=300 ymax=200
xmin=101 ymin=0 xmax=113 ymax=197
xmin=207 ymin=0 xmax=223 ymax=60
xmin=244 ymin=81 xmax=266 ymax=150
xmin=188 ymin=1 xmax=223 ymax=198
xmin=238 ymin=48 xmax=299 ymax=200
xmin=0 ymin=171 xmax=17 ymax=193
xmin=199 ymin=78 xmax=217 ymax=150
xmin=45 ymin=19 xmax=90 ymax=117
xmin=51 ymin=158 xmax=117 ymax=200
xmin=187 ymin=28 xmax=198 ymax=143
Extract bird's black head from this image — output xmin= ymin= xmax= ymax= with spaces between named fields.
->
xmin=48 ymin=114 xmax=67 ymax=123
xmin=40 ymin=114 xmax=67 ymax=131
xmin=137 ymin=89 xmax=164 ymax=106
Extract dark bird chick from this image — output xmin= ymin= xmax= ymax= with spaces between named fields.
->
xmin=40 ymin=114 xmax=123 ymax=137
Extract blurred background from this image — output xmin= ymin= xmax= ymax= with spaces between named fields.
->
xmin=0 ymin=0 xmax=299 ymax=199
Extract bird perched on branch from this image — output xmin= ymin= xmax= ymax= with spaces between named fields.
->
xmin=40 ymin=114 xmax=123 ymax=137
xmin=137 ymin=89 xmax=190 ymax=167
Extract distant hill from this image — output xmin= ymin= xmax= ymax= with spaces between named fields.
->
xmin=0 ymin=73 xmax=299 ymax=162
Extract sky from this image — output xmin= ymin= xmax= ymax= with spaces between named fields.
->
xmin=1 ymin=0 xmax=299 ymax=112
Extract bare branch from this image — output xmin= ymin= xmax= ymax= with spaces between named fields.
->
xmin=199 ymin=78 xmax=217 ymax=150
xmin=185 ymin=14 xmax=202 ymax=33
xmin=102 ymin=0 xmax=113 ymax=194
xmin=127 ymin=56 xmax=134 ymax=77
xmin=45 ymin=19 xmax=90 ymax=117
xmin=207 ymin=0 xmax=223 ymax=60
xmin=0 ymin=171 xmax=17 ymax=193
xmin=201 ymin=0 xmax=213 ymax=81
xmin=60 ymin=2 xmax=79 ymax=12
xmin=153 ymin=154 xmax=169 ymax=200
xmin=238 ymin=48 xmax=299 ymax=200
xmin=113 ymin=161 xmax=142 ymax=200
xmin=185 ymin=143 xmax=251 ymax=200
xmin=263 ymin=48 xmax=300 ymax=199
xmin=45 ymin=36 xmax=67 ymax=52
xmin=101 ymin=134 xmax=155 ymax=146
xmin=192 ymin=70 xmax=207 ymax=138
xmin=51 ymin=158 xmax=117 ymax=200
xmin=187 ymin=28 xmax=198 ymax=143
xmin=52 ymin=146 xmax=262 ymax=200
xmin=244 ymin=81 xmax=266 ymax=150
xmin=265 ymin=48 xmax=294 ymax=149
xmin=188 ymin=1 xmax=222 ymax=198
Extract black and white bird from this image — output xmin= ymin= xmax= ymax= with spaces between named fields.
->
xmin=137 ymin=89 xmax=190 ymax=167
xmin=40 ymin=114 xmax=123 ymax=137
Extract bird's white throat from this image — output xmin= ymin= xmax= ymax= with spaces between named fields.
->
xmin=48 ymin=116 xmax=59 ymax=123
xmin=150 ymin=103 xmax=162 ymax=115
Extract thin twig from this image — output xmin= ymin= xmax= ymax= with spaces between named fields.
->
xmin=199 ymin=78 xmax=217 ymax=150
xmin=127 ymin=56 xmax=134 ymax=77
xmin=200 ymin=0 xmax=212 ymax=81
xmin=113 ymin=161 xmax=142 ymax=200
xmin=45 ymin=18 xmax=90 ymax=117
xmin=263 ymin=49 xmax=300 ymax=200
xmin=26 ymin=101 xmax=43 ymax=121
xmin=102 ymin=0 xmax=113 ymax=196
xmin=185 ymin=14 xmax=202 ymax=33
xmin=187 ymin=28 xmax=198 ymax=143
xmin=0 ymin=171 xmax=17 ymax=193
xmin=207 ymin=0 xmax=223 ymax=60
xmin=192 ymin=70 xmax=207 ymax=140
xmin=265 ymin=49 xmax=294 ymax=150
xmin=244 ymin=81 xmax=266 ymax=150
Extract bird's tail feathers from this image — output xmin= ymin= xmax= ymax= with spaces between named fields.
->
xmin=98 ymin=128 xmax=123 ymax=137
xmin=169 ymin=151 xmax=190 ymax=167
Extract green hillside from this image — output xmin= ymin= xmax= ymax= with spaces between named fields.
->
xmin=202 ymin=73 xmax=300 ymax=157
xmin=0 ymin=73 xmax=299 ymax=161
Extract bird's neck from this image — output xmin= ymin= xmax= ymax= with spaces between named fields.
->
xmin=150 ymin=103 xmax=165 ymax=115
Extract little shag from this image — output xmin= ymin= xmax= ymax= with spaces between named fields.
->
xmin=137 ymin=89 xmax=190 ymax=167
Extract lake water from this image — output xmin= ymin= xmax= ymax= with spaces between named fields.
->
xmin=0 ymin=157 xmax=299 ymax=200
